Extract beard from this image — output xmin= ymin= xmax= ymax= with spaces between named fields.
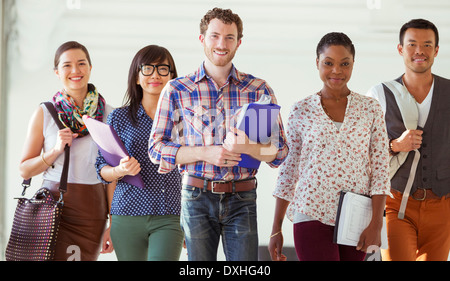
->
xmin=204 ymin=46 xmax=238 ymax=67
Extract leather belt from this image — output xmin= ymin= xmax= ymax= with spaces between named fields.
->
xmin=182 ymin=175 xmax=257 ymax=194
xmin=411 ymin=188 xmax=449 ymax=201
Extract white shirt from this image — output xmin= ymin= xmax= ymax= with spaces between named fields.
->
xmin=366 ymin=80 xmax=434 ymax=128
xmin=41 ymin=102 xmax=113 ymax=184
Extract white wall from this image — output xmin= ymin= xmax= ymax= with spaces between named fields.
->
xmin=2 ymin=0 xmax=450 ymax=261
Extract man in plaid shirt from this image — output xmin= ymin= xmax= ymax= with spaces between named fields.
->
xmin=149 ymin=7 xmax=288 ymax=261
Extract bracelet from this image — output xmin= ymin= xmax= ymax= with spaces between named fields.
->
xmin=41 ymin=153 xmax=54 ymax=168
xmin=270 ymin=230 xmax=282 ymax=239
xmin=112 ymin=167 xmax=124 ymax=181
xmin=389 ymin=139 xmax=399 ymax=156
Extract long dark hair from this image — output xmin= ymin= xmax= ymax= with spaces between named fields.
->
xmin=123 ymin=45 xmax=178 ymax=125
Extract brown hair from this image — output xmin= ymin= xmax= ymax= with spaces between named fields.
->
xmin=53 ymin=41 xmax=92 ymax=70
xmin=200 ymin=7 xmax=243 ymax=40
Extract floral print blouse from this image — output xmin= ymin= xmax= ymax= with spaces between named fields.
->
xmin=273 ymin=92 xmax=391 ymax=226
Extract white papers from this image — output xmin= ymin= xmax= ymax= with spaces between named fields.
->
xmin=236 ymin=94 xmax=272 ymax=129
xmin=334 ymin=192 xmax=387 ymax=249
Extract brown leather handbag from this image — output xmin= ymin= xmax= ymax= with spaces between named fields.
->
xmin=5 ymin=102 xmax=70 ymax=261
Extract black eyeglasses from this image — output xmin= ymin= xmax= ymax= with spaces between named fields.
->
xmin=140 ymin=64 xmax=171 ymax=76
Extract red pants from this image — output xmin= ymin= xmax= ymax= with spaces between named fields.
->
xmin=294 ymin=221 xmax=366 ymax=261
xmin=382 ymin=190 xmax=450 ymax=261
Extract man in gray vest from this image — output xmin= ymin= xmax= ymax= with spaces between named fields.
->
xmin=367 ymin=19 xmax=450 ymax=261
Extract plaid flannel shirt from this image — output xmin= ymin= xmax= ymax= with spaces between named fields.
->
xmin=149 ymin=63 xmax=288 ymax=181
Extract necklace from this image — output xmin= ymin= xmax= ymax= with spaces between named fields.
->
xmin=318 ymin=90 xmax=349 ymax=102
xmin=317 ymin=91 xmax=350 ymax=122
xmin=319 ymin=97 xmax=335 ymax=121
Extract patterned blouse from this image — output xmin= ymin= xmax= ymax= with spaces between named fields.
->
xmin=95 ymin=104 xmax=181 ymax=216
xmin=273 ymin=92 xmax=391 ymax=226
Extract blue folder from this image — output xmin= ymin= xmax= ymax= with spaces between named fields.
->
xmin=236 ymin=103 xmax=281 ymax=169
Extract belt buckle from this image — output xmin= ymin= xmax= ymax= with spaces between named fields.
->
xmin=211 ymin=180 xmax=226 ymax=194
xmin=412 ymin=188 xmax=427 ymax=201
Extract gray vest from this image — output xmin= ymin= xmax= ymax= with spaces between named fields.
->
xmin=384 ymin=74 xmax=450 ymax=197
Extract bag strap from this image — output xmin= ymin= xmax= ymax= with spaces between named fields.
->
xmin=383 ymin=81 xmax=419 ymax=130
xmin=382 ymin=80 xmax=420 ymax=220
xmin=21 ymin=102 xmax=71 ymax=197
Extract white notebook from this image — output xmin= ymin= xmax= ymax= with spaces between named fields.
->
xmin=334 ymin=191 xmax=387 ymax=249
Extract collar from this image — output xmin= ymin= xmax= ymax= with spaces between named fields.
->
xmin=194 ymin=62 xmax=243 ymax=85
xmin=137 ymin=103 xmax=146 ymax=118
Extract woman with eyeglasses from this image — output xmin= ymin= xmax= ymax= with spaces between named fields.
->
xmin=96 ymin=45 xmax=184 ymax=261
xmin=19 ymin=41 xmax=113 ymax=260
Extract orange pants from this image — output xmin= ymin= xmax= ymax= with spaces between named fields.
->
xmin=382 ymin=190 xmax=450 ymax=261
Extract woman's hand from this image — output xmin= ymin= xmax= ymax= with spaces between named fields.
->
xmin=268 ymin=231 xmax=287 ymax=261
xmin=100 ymin=156 xmax=141 ymax=182
xmin=54 ymin=127 xmax=78 ymax=154
xmin=357 ymin=222 xmax=382 ymax=253
xmin=357 ymin=195 xmax=386 ymax=253
xmin=114 ymin=156 xmax=141 ymax=178
xmin=100 ymin=225 xmax=114 ymax=254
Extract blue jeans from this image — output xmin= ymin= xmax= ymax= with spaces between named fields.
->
xmin=181 ymin=184 xmax=258 ymax=261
